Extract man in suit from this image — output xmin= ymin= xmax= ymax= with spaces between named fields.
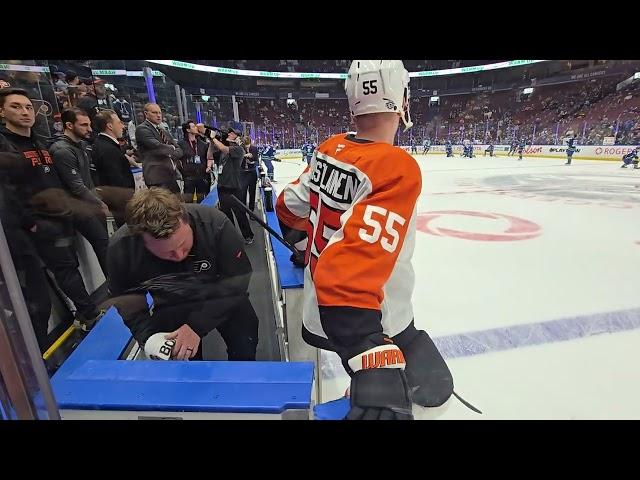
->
xmin=135 ymin=103 xmax=184 ymax=193
xmin=92 ymin=109 xmax=136 ymax=226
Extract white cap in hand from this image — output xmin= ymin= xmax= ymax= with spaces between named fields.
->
xmin=144 ymin=332 xmax=176 ymax=360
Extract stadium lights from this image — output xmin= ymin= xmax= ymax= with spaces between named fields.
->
xmin=523 ymin=87 xmax=534 ymax=94
xmin=145 ymin=60 xmax=548 ymax=80
xmin=201 ymin=95 xmax=210 ymax=101
xmin=430 ymin=96 xmax=440 ymax=102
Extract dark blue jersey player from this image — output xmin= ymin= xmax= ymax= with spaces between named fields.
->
xmin=517 ymin=138 xmax=526 ymax=161
xmin=564 ymin=136 xmax=577 ymax=165
xmin=621 ymin=147 xmax=639 ymax=169
xmin=484 ymin=141 xmax=495 ymax=157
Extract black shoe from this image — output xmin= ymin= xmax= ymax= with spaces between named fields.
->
xmin=244 ymin=236 xmax=255 ymax=245
xmin=74 ymin=309 xmax=105 ymax=332
xmin=621 ymin=165 xmax=628 ymax=168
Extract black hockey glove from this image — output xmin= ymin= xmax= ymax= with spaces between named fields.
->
xmin=344 ymin=341 xmax=413 ymax=420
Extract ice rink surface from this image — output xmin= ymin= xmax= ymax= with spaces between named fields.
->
xmin=272 ymin=151 xmax=640 ymax=419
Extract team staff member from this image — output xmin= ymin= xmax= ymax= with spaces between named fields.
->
xmin=107 ymin=188 xmax=259 ymax=361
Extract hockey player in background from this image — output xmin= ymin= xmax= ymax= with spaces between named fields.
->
xmin=410 ymin=137 xmax=418 ymax=155
xmin=484 ymin=141 xmax=495 ymax=157
xmin=276 ymin=60 xmax=453 ymax=420
xmin=620 ymin=147 xmax=639 ymax=168
xmin=307 ymin=142 xmax=316 ymax=164
xmin=461 ymin=142 xmax=468 ymax=158
xmin=468 ymin=142 xmax=475 ymax=158
xmin=462 ymin=140 xmax=474 ymax=158
xmin=261 ymin=143 xmax=277 ymax=181
xmin=564 ymin=134 xmax=577 ymax=165
xmin=517 ymin=137 xmax=526 ymax=161
xmin=508 ymin=139 xmax=518 ymax=156
xmin=445 ymin=139 xmax=453 ymax=157
xmin=422 ymin=137 xmax=431 ymax=155
xmin=301 ymin=142 xmax=313 ymax=165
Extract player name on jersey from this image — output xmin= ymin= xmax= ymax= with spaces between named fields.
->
xmin=309 ymin=156 xmax=361 ymax=204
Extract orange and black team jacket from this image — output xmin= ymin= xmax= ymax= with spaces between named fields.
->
xmin=276 ymin=133 xmax=422 ymax=355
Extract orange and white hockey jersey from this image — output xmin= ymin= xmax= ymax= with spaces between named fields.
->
xmin=276 ymin=133 xmax=422 ymax=351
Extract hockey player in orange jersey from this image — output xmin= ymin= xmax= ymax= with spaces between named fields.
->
xmin=276 ymin=60 xmax=453 ymax=420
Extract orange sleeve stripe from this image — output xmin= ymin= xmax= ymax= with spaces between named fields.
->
xmin=276 ymin=194 xmax=309 ymax=231
xmin=275 ymin=164 xmax=312 ymax=231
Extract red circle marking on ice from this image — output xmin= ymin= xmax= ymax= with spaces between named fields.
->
xmin=416 ymin=210 xmax=541 ymax=241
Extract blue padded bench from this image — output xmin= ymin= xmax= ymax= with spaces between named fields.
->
xmin=50 ymin=308 xmax=314 ymax=418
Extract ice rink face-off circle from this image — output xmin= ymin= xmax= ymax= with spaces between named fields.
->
xmin=416 ymin=210 xmax=542 ymax=241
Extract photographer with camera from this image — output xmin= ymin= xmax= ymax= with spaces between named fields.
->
xmin=240 ymin=136 xmax=259 ymax=213
xmin=206 ymin=127 xmax=254 ymax=244
xmin=200 ymin=124 xmax=219 ymax=184
xmin=179 ymin=120 xmax=210 ymax=203
xmin=196 ymin=123 xmax=210 ymax=144
xmin=76 ymin=77 xmax=110 ymax=137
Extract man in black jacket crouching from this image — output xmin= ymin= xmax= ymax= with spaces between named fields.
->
xmin=106 ymin=188 xmax=259 ymax=361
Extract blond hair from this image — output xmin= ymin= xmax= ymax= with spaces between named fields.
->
xmin=143 ymin=102 xmax=160 ymax=112
xmin=125 ymin=188 xmax=187 ymax=239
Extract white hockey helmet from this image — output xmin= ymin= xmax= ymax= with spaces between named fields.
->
xmin=345 ymin=60 xmax=413 ymax=131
